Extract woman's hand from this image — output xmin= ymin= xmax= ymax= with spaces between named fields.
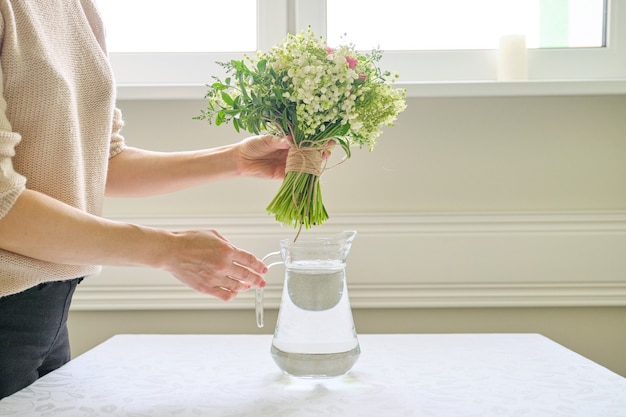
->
xmin=161 ymin=229 xmax=267 ymax=301
xmin=234 ymin=135 xmax=291 ymax=179
xmin=234 ymin=134 xmax=336 ymax=180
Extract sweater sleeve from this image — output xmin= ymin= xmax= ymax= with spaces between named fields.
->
xmin=0 ymin=69 xmax=27 ymax=220
xmin=109 ymin=107 xmax=126 ymax=158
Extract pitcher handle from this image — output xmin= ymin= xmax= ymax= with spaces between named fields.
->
xmin=256 ymin=251 xmax=283 ymax=328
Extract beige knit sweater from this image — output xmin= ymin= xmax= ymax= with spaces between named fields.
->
xmin=0 ymin=1 xmax=126 ymax=297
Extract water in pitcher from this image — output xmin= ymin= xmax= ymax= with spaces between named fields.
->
xmin=270 ymin=260 xmax=360 ymax=377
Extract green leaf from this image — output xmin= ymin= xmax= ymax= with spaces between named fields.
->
xmin=221 ymin=92 xmax=234 ymax=106
xmin=238 ymin=71 xmax=251 ymax=102
xmin=334 ymin=137 xmax=352 ymax=159
xmin=215 ymin=111 xmax=225 ymax=126
xmin=231 ymin=59 xmax=245 ymax=72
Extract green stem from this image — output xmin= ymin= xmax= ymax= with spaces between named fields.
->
xmin=266 ymin=171 xmax=328 ymax=229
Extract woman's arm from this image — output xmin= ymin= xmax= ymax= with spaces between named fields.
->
xmin=0 ymin=189 xmax=267 ymax=300
xmin=105 ymin=135 xmax=290 ymax=197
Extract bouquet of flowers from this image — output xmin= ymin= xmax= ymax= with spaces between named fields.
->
xmin=196 ymin=28 xmax=406 ymax=230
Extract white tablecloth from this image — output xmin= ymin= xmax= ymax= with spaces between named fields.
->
xmin=1 ymin=334 xmax=625 ymax=417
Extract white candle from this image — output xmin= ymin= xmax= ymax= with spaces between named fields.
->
xmin=497 ymin=34 xmax=528 ymax=81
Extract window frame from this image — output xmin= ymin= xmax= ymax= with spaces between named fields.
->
xmin=111 ymin=0 xmax=626 ymax=100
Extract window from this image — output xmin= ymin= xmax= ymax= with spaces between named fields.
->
xmin=100 ymin=0 xmax=286 ymax=94
xmin=326 ymin=0 xmax=606 ymax=50
xmin=102 ymin=0 xmax=625 ymax=99
xmin=98 ymin=0 xmax=257 ymax=52
xmin=322 ymin=0 xmax=618 ymax=84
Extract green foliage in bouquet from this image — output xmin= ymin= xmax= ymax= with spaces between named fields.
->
xmin=196 ymin=28 xmax=406 ymax=229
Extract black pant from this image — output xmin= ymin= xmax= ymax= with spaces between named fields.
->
xmin=0 ymin=278 xmax=82 ymax=399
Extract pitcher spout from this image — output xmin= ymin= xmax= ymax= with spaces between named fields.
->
xmin=338 ymin=230 xmax=357 ymax=245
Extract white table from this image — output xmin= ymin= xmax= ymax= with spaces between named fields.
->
xmin=1 ymin=334 xmax=625 ymax=417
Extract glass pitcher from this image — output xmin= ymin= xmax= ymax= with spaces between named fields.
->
xmin=256 ymin=230 xmax=360 ymax=378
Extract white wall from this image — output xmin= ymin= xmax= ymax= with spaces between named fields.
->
xmin=103 ymin=96 xmax=626 ymax=216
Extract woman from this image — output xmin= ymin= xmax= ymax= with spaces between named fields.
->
xmin=0 ymin=1 xmax=291 ymax=398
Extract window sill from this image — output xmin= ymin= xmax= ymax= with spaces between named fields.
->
xmin=115 ymin=79 xmax=626 ymax=101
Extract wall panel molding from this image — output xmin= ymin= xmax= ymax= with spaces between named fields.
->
xmin=72 ymin=211 xmax=626 ymax=310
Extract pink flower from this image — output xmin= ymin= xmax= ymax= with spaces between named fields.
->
xmin=345 ymin=56 xmax=358 ymax=69
xmin=325 ymin=46 xmax=334 ymax=54
xmin=358 ymin=74 xmax=368 ymax=82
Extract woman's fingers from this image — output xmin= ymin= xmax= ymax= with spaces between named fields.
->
xmin=164 ymin=229 xmax=267 ymax=301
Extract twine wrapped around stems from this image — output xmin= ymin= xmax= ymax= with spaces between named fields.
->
xmin=285 ymin=146 xmax=324 ymax=176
